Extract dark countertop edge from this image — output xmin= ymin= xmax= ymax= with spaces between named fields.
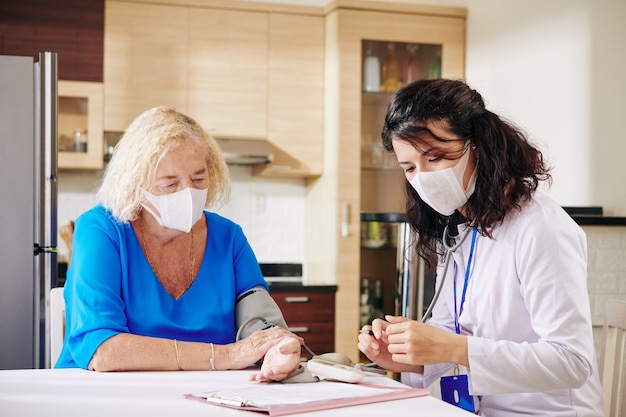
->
xmin=361 ymin=212 xmax=626 ymax=226
xmin=268 ymin=283 xmax=337 ymax=292
xmin=572 ymin=216 xmax=626 ymax=226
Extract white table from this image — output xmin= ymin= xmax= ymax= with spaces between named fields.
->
xmin=0 ymin=368 xmax=473 ymax=416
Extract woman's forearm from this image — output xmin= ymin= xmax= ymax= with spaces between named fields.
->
xmin=88 ymin=333 xmax=214 ymax=371
xmin=88 ymin=327 xmax=298 ymax=372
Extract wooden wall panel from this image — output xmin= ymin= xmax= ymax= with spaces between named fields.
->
xmin=0 ymin=0 xmax=104 ymax=82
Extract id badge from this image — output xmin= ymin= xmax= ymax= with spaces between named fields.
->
xmin=440 ymin=373 xmax=476 ymax=413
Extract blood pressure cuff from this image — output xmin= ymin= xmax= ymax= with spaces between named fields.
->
xmin=235 ymin=286 xmax=288 ymax=340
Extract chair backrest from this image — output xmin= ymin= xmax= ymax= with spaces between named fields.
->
xmin=50 ymin=287 xmax=65 ymax=367
xmin=601 ymin=299 xmax=626 ymax=417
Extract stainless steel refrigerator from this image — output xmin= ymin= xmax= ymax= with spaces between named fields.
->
xmin=0 ymin=52 xmax=58 ymax=369
xmin=360 ymin=212 xmax=435 ymax=324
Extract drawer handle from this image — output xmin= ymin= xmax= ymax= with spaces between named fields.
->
xmin=288 ymin=326 xmax=309 ymax=333
xmin=285 ymin=296 xmax=309 ymax=303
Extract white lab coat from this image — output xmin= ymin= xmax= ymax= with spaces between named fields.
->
xmin=402 ymin=191 xmax=605 ymax=416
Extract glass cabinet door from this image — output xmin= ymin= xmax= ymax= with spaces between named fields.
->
xmin=58 ymin=81 xmax=104 ymax=170
xmin=359 ymin=40 xmax=443 ymax=338
xmin=360 ymin=39 xmax=443 ymax=213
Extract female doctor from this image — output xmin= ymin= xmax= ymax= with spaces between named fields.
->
xmin=357 ymin=79 xmax=604 ymax=416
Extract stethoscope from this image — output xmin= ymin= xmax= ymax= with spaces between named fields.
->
xmin=420 ymin=224 xmax=475 ymax=323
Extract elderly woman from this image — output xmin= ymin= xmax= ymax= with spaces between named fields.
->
xmin=55 ymin=107 xmax=301 ymax=382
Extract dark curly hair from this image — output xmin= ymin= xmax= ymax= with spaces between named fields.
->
xmin=381 ymin=79 xmax=551 ymax=265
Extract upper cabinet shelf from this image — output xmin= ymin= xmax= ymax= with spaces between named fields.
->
xmin=58 ymin=81 xmax=104 ymax=170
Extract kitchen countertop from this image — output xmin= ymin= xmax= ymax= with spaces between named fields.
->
xmin=570 ymin=215 xmax=626 ymax=226
xmin=361 ymin=209 xmax=626 ymax=226
xmin=267 ymin=283 xmax=337 ymax=292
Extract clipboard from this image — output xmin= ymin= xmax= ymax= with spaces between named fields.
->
xmin=185 ymin=380 xmax=429 ymax=416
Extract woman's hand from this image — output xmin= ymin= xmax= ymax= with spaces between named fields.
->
xmin=384 ymin=315 xmax=469 ymax=367
xmin=229 ymin=326 xmax=303 ymax=371
xmin=358 ymin=318 xmax=417 ymax=373
xmin=358 ymin=315 xmax=468 ymax=373
xmin=250 ymin=336 xmax=302 ymax=382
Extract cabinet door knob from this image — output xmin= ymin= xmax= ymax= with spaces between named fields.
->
xmin=285 ymin=296 xmax=310 ymax=303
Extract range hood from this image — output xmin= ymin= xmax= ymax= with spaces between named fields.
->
xmin=215 ymin=137 xmax=274 ymax=165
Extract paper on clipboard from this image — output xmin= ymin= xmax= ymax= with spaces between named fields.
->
xmin=185 ymin=380 xmax=429 ymax=416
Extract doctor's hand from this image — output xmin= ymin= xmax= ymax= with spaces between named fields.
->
xmin=357 ymin=318 xmax=420 ymax=374
xmin=384 ymin=315 xmax=469 ymax=367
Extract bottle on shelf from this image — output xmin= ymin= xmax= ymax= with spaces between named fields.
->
xmin=73 ymin=129 xmax=87 ymax=153
xmin=381 ymin=42 xmax=402 ymax=92
xmin=360 ymin=278 xmax=373 ymax=327
xmin=363 ymin=45 xmax=381 ymax=93
xmin=360 ymin=278 xmax=384 ymax=327
xmin=372 ymin=279 xmax=384 ymax=320
xmin=428 ymin=52 xmax=442 ymax=79
xmin=403 ymin=44 xmax=420 ymax=85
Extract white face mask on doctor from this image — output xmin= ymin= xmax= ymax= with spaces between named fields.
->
xmin=409 ymin=147 xmax=477 ymax=216
xmin=141 ymin=187 xmax=208 ymax=233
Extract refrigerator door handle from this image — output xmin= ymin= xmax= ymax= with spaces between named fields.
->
xmin=34 ymin=51 xmax=58 ymax=369
xmin=37 ymin=51 xmax=58 ymax=250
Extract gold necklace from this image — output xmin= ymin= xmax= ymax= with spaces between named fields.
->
xmin=140 ymin=222 xmax=196 ymax=300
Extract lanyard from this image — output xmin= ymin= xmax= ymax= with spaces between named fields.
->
xmin=453 ymin=228 xmax=478 ymax=335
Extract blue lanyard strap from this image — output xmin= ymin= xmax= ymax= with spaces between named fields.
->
xmin=453 ymin=228 xmax=478 ymax=335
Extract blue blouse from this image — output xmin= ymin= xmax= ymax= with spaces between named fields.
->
xmin=55 ymin=204 xmax=267 ymax=369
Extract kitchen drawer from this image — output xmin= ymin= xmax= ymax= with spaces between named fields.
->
xmin=270 ymin=286 xmax=336 ymax=357
xmin=272 ymin=291 xmax=334 ymax=323
xmin=285 ymin=321 xmax=334 ymax=357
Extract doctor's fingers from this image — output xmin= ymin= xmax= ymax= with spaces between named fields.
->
xmin=370 ymin=318 xmax=390 ymax=339
xmin=386 ymin=323 xmax=436 ymax=350
xmin=385 ymin=319 xmax=426 ymax=339
xmin=358 ymin=332 xmax=381 ymax=355
xmin=357 ymin=337 xmax=378 ymax=359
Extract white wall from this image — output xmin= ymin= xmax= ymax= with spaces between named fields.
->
xmin=463 ymin=0 xmax=626 ymax=216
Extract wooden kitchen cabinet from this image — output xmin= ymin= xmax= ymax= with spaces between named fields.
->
xmin=104 ymin=1 xmax=189 ymax=131
xmin=305 ymin=2 xmax=466 ymax=361
xmin=104 ymin=0 xmax=324 ymax=178
xmin=58 ymin=81 xmax=105 ymax=170
xmin=254 ymin=13 xmax=325 ymax=178
xmin=188 ymin=8 xmax=268 ymax=139
xmin=270 ymin=286 xmax=336 ymax=358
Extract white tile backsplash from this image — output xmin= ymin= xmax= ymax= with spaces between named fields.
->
xmin=57 ymin=165 xmax=306 ymax=265
xmin=214 ymin=166 xmax=306 ymax=264
xmin=582 ymin=225 xmax=626 ymax=374
xmin=584 ymin=225 xmax=626 ymax=325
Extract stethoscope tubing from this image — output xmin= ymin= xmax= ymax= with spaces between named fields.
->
xmin=420 ymin=224 xmax=473 ymax=323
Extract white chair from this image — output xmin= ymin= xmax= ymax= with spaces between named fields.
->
xmin=601 ymin=299 xmax=626 ymax=417
xmin=50 ymin=287 xmax=65 ymax=367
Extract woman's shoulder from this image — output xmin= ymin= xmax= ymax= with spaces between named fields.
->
xmin=501 ymin=191 xmax=581 ymax=235
xmin=75 ymin=204 xmax=131 ymax=234
xmin=204 ymin=211 xmax=243 ymax=231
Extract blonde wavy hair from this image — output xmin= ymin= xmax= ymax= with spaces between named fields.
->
xmin=97 ymin=107 xmax=230 ymax=223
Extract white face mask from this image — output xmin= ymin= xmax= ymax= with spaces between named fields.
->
xmin=141 ymin=187 xmax=208 ymax=233
xmin=409 ymin=148 xmax=477 ymax=216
